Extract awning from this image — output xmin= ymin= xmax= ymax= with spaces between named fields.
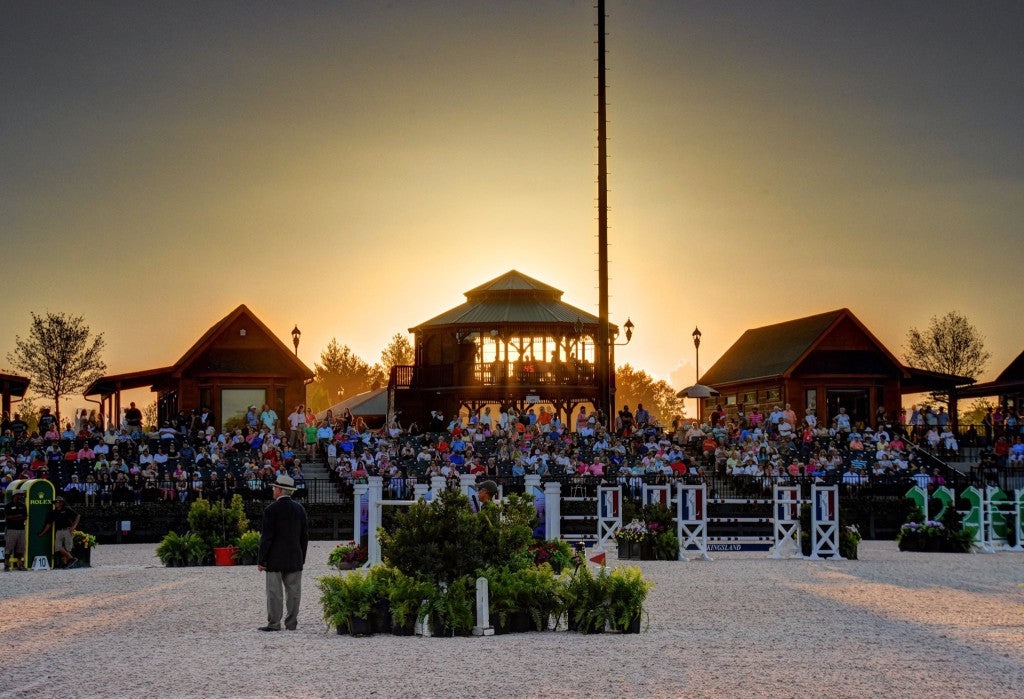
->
xmin=84 ymin=367 xmax=175 ymax=396
xmin=0 ymin=372 xmax=30 ymax=398
xmin=899 ymin=366 xmax=975 ymax=394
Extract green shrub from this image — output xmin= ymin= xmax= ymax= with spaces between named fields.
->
xmin=423 ymin=576 xmax=475 ymax=637
xmin=378 ymin=488 xmax=536 ymax=584
xmin=182 ymin=532 xmax=210 ymax=566
xmin=654 ymin=531 xmax=679 ymax=561
xmin=608 ymin=565 xmax=653 ymax=631
xmin=317 ymin=570 xmax=377 ymax=633
xmin=155 ymin=531 xmax=187 ymax=567
xmin=187 ymin=495 xmax=249 ymax=549
xmin=232 ymin=530 xmax=260 ymax=563
xmin=384 ymin=570 xmax=434 ymax=629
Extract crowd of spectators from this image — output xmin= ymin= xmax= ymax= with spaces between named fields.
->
xmin=2 ymin=398 xmax=1021 ymax=507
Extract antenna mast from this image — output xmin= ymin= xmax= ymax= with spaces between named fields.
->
xmin=596 ymin=0 xmax=611 ymax=420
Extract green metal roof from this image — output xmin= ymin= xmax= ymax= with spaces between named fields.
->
xmin=699 ymin=310 xmax=845 ymax=386
xmin=465 ymin=270 xmax=562 ymax=298
xmin=411 ymin=270 xmax=613 ymax=332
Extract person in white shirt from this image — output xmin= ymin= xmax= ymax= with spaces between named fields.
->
xmin=287 ymin=406 xmax=306 ymax=449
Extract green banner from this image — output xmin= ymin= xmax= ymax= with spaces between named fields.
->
xmin=19 ymin=479 xmax=55 ymax=568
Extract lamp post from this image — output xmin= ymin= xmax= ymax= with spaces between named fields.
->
xmin=692 ymin=327 xmax=701 ymax=381
xmin=291 ymin=325 xmax=301 ymax=356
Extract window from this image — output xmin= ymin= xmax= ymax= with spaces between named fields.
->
xmin=221 ymin=389 xmax=266 ymax=431
xmin=726 ymin=395 xmax=737 ymax=405
xmin=806 ymin=389 xmax=817 ymax=413
xmin=766 ymin=388 xmax=781 ymax=403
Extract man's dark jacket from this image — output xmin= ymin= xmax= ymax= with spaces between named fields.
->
xmin=258 ymin=496 xmax=309 ymax=573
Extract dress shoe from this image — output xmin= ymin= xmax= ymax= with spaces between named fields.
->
xmin=257 ymin=626 xmax=281 ymax=632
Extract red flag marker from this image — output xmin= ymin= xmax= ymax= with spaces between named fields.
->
xmin=589 ymin=552 xmax=606 ymax=566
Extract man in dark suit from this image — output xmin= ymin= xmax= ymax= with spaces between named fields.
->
xmin=257 ymin=474 xmax=308 ymax=631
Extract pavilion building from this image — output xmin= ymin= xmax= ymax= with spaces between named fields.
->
xmin=388 ymin=270 xmax=617 ymax=427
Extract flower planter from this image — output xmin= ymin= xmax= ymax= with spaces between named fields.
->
xmin=71 ymin=545 xmax=92 ymax=568
xmin=239 ymin=555 xmax=256 ymax=566
xmin=349 ymin=616 xmax=372 ymax=636
xmin=617 ymin=614 xmax=641 ymax=634
xmin=335 ymin=561 xmax=358 ymax=571
xmin=639 ymin=540 xmax=657 ymax=561
xmin=213 ymin=547 xmax=238 ymax=566
xmin=371 ymin=601 xmax=393 ymax=634
xmin=392 ymin=620 xmax=416 ymax=636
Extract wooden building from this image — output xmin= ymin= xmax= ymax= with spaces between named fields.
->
xmin=389 ymin=270 xmax=617 ymax=426
xmin=0 ymin=372 xmax=30 ymax=419
xmin=699 ymin=309 xmax=971 ymax=428
xmin=85 ymin=305 xmax=313 ymax=430
xmin=956 ymin=349 xmax=1024 ymax=411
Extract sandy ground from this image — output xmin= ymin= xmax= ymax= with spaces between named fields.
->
xmin=1 ymin=541 xmax=1022 ymax=698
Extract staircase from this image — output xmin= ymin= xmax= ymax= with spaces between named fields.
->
xmin=297 ymin=455 xmax=344 ymax=503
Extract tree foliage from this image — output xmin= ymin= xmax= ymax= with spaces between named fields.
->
xmin=380 ymin=333 xmax=414 ymax=372
xmin=312 ymin=338 xmax=383 ymax=405
xmin=904 ymin=311 xmax=990 ymax=403
xmin=615 ymin=363 xmax=685 ymax=425
xmin=6 ymin=312 xmax=106 ymax=428
xmin=960 ymin=398 xmax=994 ymax=426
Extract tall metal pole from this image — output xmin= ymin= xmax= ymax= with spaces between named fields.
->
xmin=596 ymin=0 xmax=611 ymax=422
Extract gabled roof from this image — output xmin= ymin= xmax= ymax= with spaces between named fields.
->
xmin=173 ymin=304 xmax=312 ymax=379
xmin=996 ymin=349 xmax=1024 ymax=383
xmin=699 ymin=309 xmax=907 ymax=387
xmin=85 ymin=304 xmax=312 ymax=396
xmin=410 ymin=270 xmax=614 ymax=332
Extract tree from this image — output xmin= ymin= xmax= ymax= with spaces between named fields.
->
xmin=614 ymin=363 xmax=686 ymax=425
xmin=312 ymin=338 xmax=382 ymax=405
xmin=904 ymin=311 xmax=990 ymax=403
xmin=960 ymin=398 xmax=994 ymax=427
xmin=12 ymin=395 xmax=39 ymax=433
xmin=380 ymin=333 xmax=414 ymax=372
xmin=7 ymin=312 xmax=106 ymax=428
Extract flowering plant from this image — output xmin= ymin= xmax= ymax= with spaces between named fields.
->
xmin=327 ymin=542 xmax=367 ymax=568
xmin=73 ymin=530 xmax=98 ymax=549
xmin=529 ymin=539 xmax=574 ymax=569
xmin=615 ymin=519 xmax=648 ymax=543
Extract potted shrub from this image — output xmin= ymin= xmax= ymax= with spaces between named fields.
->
xmin=607 ymin=565 xmax=653 ymax=633
xmin=517 ymin=564 xmax=560 ymax=631
xmin=839 ymin=525 xmax=862 ymax=560
xmin=654 ymin=531 xmax=679 ymax=561
xmin=529 ymin=539 xmax=574 ymax=574
xmin=72 ymin=530 xmax=98 ymax=568
xmin=385 ymin=570 xmax=433 ymax=636
xmin=183 ymin=532 xmax=211 ymax=566
xmin=481 ymin=565 xmax=528 ymax=634
xmin=616 ymin=520 xmax=645 ymax=560
xmin=156 ymin=531 xmax=187 ymax=567
xmin=367 ymin=566 xmax=397 ymax=633
xmin=423 ymin=576 xmax=475 ymax=637
xmin=327 ymin=542 xmax=367 ymax=570
xmin=317 ymin=570 xmax=376 ymax=635
xmin=232 ymin=531 xmax=261 ymax=565
xmin=564 ymin=564 xmax=612 ymax=634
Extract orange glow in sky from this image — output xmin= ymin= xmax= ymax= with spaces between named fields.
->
xmin=1 ymin=3 xmax=1021 ymax=416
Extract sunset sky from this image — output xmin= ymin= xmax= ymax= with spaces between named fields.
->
xmin=2 ymin=1 xmax=1022 ymax=413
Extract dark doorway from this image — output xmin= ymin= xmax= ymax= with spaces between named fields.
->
xmin=826 ymin=389 xmax=869 ymax=428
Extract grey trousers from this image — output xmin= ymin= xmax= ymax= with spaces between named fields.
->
xmin=266 ymin=570 xmax=302 ymax=630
